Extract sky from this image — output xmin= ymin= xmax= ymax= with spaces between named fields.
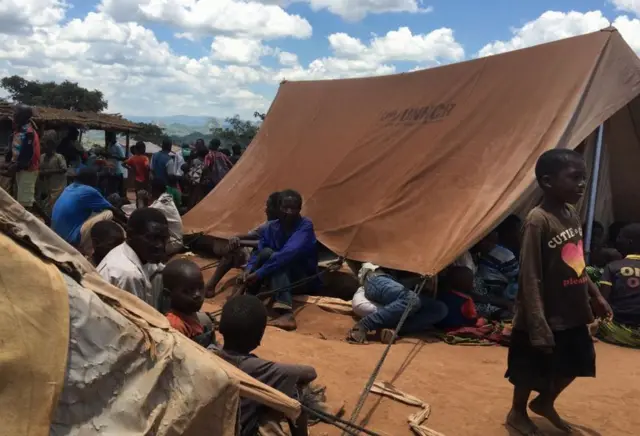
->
xmin=1 ymin=0 xmax=639 ymax=119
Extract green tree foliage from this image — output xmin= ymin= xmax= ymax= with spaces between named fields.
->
xmin=133 ymin=122 xmax=166 ymax=143
xmin=171 ymin=131 xmax=214 ymax=145
xmin=210 ymin=113 xmax=263 ymax=146
xmin=0 ymin=75 xmax=108 ymax=112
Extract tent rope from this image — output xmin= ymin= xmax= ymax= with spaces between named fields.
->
xmin=341 ymin=276 xmax=430 ymax=435
xmin=300 ymin=403 xmax=382 ymax=436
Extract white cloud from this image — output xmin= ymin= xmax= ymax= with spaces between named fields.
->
xmin=0 ymin=11 xmax=274 ymax=117
xmin=330 ymin=27 xmax=464 ymax=63
xmin=175 ymin=32 xmax=196 ymax=41
xmin=610 ymin=0 xmax=640 ymax=16
xmin=306 ymin=0 xmax=431 ymax=21
xmin=477 ymin=10 xmax=640 ymax=58
xmin=276 ymin=57 xmax=396 ymax=81
xmin=277 ymin=51 xmax=299 ymax=66
xmin=261 ymin=0 xmax=432 ymax=21
xmin=612 ymin=15 xmax=640 ymax=52
xmin=477 ymin=11 xmax=611 ymax=57
xmin=211 ymin=37 xmax=272 ymax=65
xmin=99 ymin=0 xmax=312 ymax=40
xmin=0 ymin=0 xmax=68 ymax=34
xmin=272 ymin=26 xmax=463 ymax=82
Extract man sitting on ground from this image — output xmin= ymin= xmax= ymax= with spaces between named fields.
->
xmin=215 ymin=295 xmax=315 ymax=436
xmin=90 ymin=220 xmax=125 ymax=266
xmin=164 ymin=259 xmax=215 ymax=347
xmin=241 ymin=189 xmax=318 ymax=331
xmin=600 ymin=224 xmax=640 ymax=328
xmin=97 ymin=208 xmax=169 ymax=309
xmin=347 ymin=262 xmax=448 ymax=344
xmin=205 ymin=191 xmax=281 ymax=297
xmin=52 ymin=168 xmax=126 ymax=255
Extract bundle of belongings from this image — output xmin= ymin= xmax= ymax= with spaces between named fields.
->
xmin=0 ymin=188 xmax=300 ymax=436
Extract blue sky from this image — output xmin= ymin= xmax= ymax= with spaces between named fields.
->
xmin=0 ymin=0 xmax=638 ymax=119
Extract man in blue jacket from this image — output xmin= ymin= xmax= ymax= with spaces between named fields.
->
xmin=242 ymin=189 xmax=318 ymax=331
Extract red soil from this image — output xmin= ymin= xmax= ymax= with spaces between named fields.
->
xmin=196 ymin=258 xmax=640 ymax=436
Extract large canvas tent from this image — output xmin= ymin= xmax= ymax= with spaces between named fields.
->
xmin=183 ymin=27 xmax=640 ymax=276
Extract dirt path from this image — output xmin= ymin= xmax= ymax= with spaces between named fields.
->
xmin=197 ymin=263 xmax=640 ymax=436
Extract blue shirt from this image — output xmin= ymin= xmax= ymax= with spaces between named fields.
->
xmin=247 ymin=217 xmax=319 ymax=284
xmin=151 ymin=151 xmax=171 ymax=184
xmin=52 ymin=183 xmax=113 ymax=246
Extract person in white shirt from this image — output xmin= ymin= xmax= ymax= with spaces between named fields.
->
xmin=98 ymin=207 xmax=169 ymax=308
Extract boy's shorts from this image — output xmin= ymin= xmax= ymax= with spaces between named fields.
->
xmin=506 ymin=325 xmax=595 ymax=393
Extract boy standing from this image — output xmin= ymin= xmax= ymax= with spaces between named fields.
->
xmin=506 ymin=149 xmax=611 ymax=436
xmin=125 ymin=142 xmax=150 ymax=193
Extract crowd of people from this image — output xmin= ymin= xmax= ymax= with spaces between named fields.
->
xmin=4 ymin=105 xmax=640 ymax=436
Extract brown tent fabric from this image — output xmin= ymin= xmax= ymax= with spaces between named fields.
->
xmin=183 ymin=28 xmax=640 ymax=275
xmin=0 ymin=188 xmax=300 ymax=435
xmin=0 ymin=232 xmax=69 ymax=436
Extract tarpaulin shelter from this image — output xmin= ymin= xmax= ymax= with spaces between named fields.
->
xmin=0 ymin=189 xmax=300 ymax=436
xmin=183 ymin=27 xmax=640 ymax=276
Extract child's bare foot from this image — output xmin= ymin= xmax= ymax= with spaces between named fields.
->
xmin=506 ymin=409 xmax=545 ymax=436
xmin=529 ymin=397 xmax=573 ymax=433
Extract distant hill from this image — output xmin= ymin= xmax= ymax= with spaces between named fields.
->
xmin=123 ymin=115 xmax=224 ymax=141
xmin=125 ymin=115 xmax=217 ymax=126
xmin=83 ymin=115 xmax=246 ymax=147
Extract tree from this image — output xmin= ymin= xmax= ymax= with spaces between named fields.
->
xmin=253 ymin=111 xmax=266 ymax=121
xmin=210 ymin=114 xmax=261 ymax=147
xmin=0 ymin=75 xmax=108 ymax=112
xmin=132 ymin=122 xmax=166 ymax=144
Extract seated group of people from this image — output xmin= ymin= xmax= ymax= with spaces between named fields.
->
xmin=345 ymin=215 xmax=523 ymax=344
xmin=47 ymin=172 xmax=313 ymax=435
xmin=203 ymin=190 xmax=525 ymax=344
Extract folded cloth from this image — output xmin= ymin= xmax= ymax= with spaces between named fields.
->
xmin=440 ymin=321 xmax=511 ymax=346
xmin=351 ymin=286 xmax=382 ymax=318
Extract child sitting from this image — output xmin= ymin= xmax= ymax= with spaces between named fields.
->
xmin=163 ymin=259 xmax=215 ymax=347
xmin=437 ymin=266 xmax=480 ymax=330
xmin=216 ymin=295 xmax=316 ymax=436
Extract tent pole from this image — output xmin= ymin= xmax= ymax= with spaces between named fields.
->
xmin=584 ymin=124 xmax=604 ymax=263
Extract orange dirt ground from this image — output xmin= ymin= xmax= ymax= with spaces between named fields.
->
xmin=194 ymin=257 xmax=640 ymax=436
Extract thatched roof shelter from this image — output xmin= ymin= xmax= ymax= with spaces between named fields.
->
xmin=0 ymin=103 xmax=140 ymax=132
